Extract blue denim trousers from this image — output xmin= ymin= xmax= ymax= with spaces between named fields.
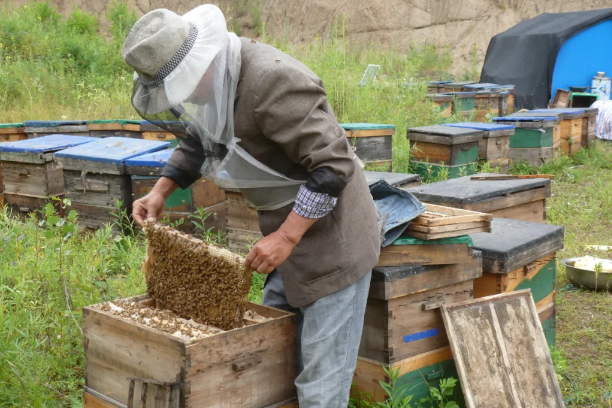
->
xmin=263 ymin=270 xmax=371 ymax=408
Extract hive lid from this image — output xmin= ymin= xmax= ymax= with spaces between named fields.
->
xmin=0 ymin=123 xmax=23 ymax=129
xmin=493 ymin=116 xmax=558 ymax=122
xmin=428 ymin=80 xmax=453 ymax=84
xmin=341 ymin=123 xmax=396 ymax=130
xmin=470 ymin=218 xmax=564 ymax=273
xmin=23 ymin=120 xmax=87 ymax=127
xmin=446 ymin=81 xmax=477 ymax=87
xmin=55 ymin=137 xmax=170 ymax=165
xmin=90 ymin=119 xmax=141 ymax=125
xmin=364 ymin=171 xmax=420 ymax=187
xmin=463 ymin=83 xmax=502 ymax=90
xmin=0 ymin=134 xmax=97 ymax=154
xmin=406 ymin=173 xmax=551 ymax=204
xmin=443 ymin=122 xmax=515 ymax=131
xmin=125 ymin=148 xmax=174 ymax=168
xmin=427 ymin=94 xmax=454 ymax=101
xmin=530 ymin=108 xmax=586 ymax=119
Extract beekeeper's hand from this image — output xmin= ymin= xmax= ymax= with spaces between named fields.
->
xmin=132 ymin=176 xmax=178 ymax=226
xmin=245 ymin=211 xmax=317 ymax=274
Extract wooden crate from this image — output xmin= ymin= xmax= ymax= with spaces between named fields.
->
xmin=427 ymin=94 xmax=453 ymax=118
xmin=354 ymin=300 xmax=556 ymax=403
xmin=0 ymin=135 xmax=97 ymax=216
xmin=55 ymin=137 xmax=170 ymax=231
xmin=23 ymin=120 xmax=89 ymax=139
xmin=378 ymin=235 xmax=473 ymax=266
xmin=342 ymin=123 xmax=394 ymax=171
xmin=408 ymin=125 xmax=482 ymax=167
xmin=470 ymin=218 xmax=564 ymax=274
xmin=83 ymin=295 xmax=297 ymax=408
xmin=404 ymin=204 xmax=492 ymax=240
xmin=407 ymin=174 xmax=552 ymax=223
xmin=443 ymin=122 xmax=513 ymax=163
xmin=363 ymin=253 xmax=481 ymax=364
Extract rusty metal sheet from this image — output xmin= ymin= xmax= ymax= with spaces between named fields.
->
xmin=441 ymin=290 xmax=564 ymax=408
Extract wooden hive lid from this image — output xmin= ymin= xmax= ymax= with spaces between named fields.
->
xmin=428 ymin=80 xmax=453 ymax=85
xmin=463 ymin=83 xmax=504 ymax=90
xmin=0 ymin=134 xmax=97 ymax=163
xmin=125 ymin=148 xmax=174 ymax=176
xmin=0 ymin=123 xmax=24 ymax=129
xmin=408 ymin=125 xmax=483 ymax=145
xmin=406 ymin=173 xmax=551 ymax=204
xmin=341 ymin=123 xmax=396 ymax=130
xmin=443 ymin=91 xmax=478 ymax=99
xmin=470 ymin=218 xmax=564 ymax=274
xmin=370 ymin=250 xmax=482 ymax=300
xmin=427 ymin=93 xmax=454 ymax=102
xmin=23 ymin=120 xmax=88 ymax=128
xmin=443 ymin=122 xmax=515 ymax=137
xmin=56 ymin=137 xmax=170 ymax=165
xmin=493 ymin=115 xmax=559 ymax=128
xmin=445 ymin=81 xmax=477 ymax=89
xmin=364 ymin=171 xmax=420 ymax=187
xmin=531 ymin=108 xmax=588 ymax=119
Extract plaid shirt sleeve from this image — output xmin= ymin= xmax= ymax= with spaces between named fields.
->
xmin=293 ymin=184 xmax=338 ymax=219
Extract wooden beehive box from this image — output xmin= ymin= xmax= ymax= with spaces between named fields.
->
xmin=583 ymin=107 xmax=598 ymax=147
xmin=341 ymin=123 xmax=394 ymax=171
xmin=536 ymin=107 xmax=599 ymax=150
xmin=87 ymin=119 xmax=143 ymax=139
xmin=497 ymin=86 xmax=516 ymax=116
xmin=407 ymin=174 xmax=552 ymax=223
xmin=55 ymin=137 xmax=170 ymax=231
xmin=494 ymin=116 xmax=558 ymax=168
xmin=444 ymin=122 xmax=514 ymax=173
xmin=427 ymin=80 xmax=452 ymax=93
xmin=445 ymin=81 xmax=476 ymax=92
xmin=0 ymin=135 xmax=97 ymax=216
xmin=83 ymin=294 xmax=297 ymax=408
xmin=470 ymin=218 xmax=564 ymax=345
xmin=426 ymin=94 xmax=453 ymax=118
xmin=378 ymin=235 xmax=474 ymax=266
xmin=23 ymin=120 xmax=89 ymax=139
xmin=449 ymin=92 xmax=478 ymax=116
xmin=126 ymin=149 xmax=226 ymax=235
xmin=408 ymin=125 xmax=483 ymax=179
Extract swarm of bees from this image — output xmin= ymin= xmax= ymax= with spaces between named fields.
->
xmin=143 ymin=223 xmax=252 ymax=330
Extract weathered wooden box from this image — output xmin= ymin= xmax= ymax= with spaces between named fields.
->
xmin=498 ymin=88 xmax=516 ymax=116
xmin=0 ymin=123 xmax=28 ymax=205
xmin=408 ymin=125 xmax=482 ymax=180
xmin=449 ymin=92 xmax=477 ymax=115
xmin=87 ymin=119 xmax=143 ymax=139
xmin=126 ymin=149 xmax=226 ymax=235
xmin=0 ymin=135 xmax=96 ymax=216
xmin=83 ymin=294 xmax=297 ymax=408
xmin=494 ymin=116 xmax=558 ymax=167
xmin=378 ymin=235 xmax=473 ymax=266
xmin=536 ymin=107 xmax=599 ymax=149
xmin=23 ymin=120 xmax=90 ymax=139
xmin=407 ymin=174 xmax=552 ymax=223
xmin=362 ymin=252 xmax=482 ymax=364
xmin=55 ymin=137 xmax=169 ymax=231
xmin=342 ymin=123 xmax=394 ymax=171
xmin=427 ymin=80 xmax=452 ymax=94
xmin=470 ymin=217 xmax=564 ymax=314
xmin=426 ymin=94 xmax=453 ymax=118
xmin=444 ymin=122 xmax=514 ymax=172
xmin=444 ymin=81 xmax=476 ymax=93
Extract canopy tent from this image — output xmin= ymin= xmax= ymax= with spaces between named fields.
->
xmin=480 ymin=8 xmax=612 ymax=110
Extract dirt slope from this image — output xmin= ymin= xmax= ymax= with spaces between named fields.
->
xmin=18 ymin=0 xmax=612 ymax=76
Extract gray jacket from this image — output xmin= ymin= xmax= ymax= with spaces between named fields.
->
xmin=163 ymin=38 xmax=380 ymax=307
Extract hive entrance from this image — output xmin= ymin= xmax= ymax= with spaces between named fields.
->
xmin=143 ymin=223 xmax=252 ymax=330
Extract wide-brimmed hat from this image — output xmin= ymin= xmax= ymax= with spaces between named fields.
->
xmin=122 ymin=5 xmax=229 ymax=114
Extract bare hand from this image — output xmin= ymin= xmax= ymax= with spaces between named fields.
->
xmin=244 ymin=231 xmax=297 ymax=274
xmin=132 ymin=192 xmax=166 ymax=226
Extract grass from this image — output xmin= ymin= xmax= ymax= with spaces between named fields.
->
xmin=0 ymin=1 xmax=611 ymax=407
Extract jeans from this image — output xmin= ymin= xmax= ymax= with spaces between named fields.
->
xmin=263 ymin=270 xmax=371 ymax=408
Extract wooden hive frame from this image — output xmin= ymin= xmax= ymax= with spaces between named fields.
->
xmin=404 ymin=204 xmax=492 ymax=240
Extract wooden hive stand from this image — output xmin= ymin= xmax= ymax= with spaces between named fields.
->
xmin=470 ymin=218 xmax=565 ymax=347
xmin=83 ymin=295 xmax=298 ymax=408
xmin=125 ymin=149 xmax=226 ymax=235
xmin=443 ymin=122 xmax=514 ymax=173
xmin=408 ymin=125 xmax=483 ymax=180
xmin=54 ymin=137 xmax=170 ymax=232
xmin=341 ymin=123 xmax=395 ymax=171
xmin=23 ymin=120 xmax=89 ymax=139
xmin=0 ymin=135 xmax=97 ymax=218
xmin=407 ymin=174 xmax=552 ymax=223
xmin=493 ymin=116 xmax=559 ymax=168
xmin=87 ymin=120 xmax=143 ymax=139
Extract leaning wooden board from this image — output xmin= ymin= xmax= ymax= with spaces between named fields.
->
xmin=407 ymin=174 xmax=552 ymax=223
xmin=83 ymin=294 xmax=298 ymax=408
xmin=441 ymin=290 xmax=564 ymax=408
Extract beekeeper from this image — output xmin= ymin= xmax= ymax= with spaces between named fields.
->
xmin=122 ymin=5 xmax=380 ymax=407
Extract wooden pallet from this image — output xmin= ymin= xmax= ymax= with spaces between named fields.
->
xmin=404 ymin=204 xmax=492 ymax=240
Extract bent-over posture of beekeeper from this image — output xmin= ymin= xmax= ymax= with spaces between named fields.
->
xmin=122 ymin=5 xmax=380 ymax=407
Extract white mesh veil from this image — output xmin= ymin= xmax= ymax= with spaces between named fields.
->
xmin=130 ymin=5 xmax=304 ymax=210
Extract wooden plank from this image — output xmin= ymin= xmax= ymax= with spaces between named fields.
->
xmin=227 ymin=227 xmax=263 ymax=255
xmin=480 ymin=136 xmax=510 ymax=161
xmin=88 ymin=123 xmax=123 ymax=131
xmin=0 ymin=133 xmax=27 ymax=141
xmin=405 ymin=226 xmax=491 ymax=240
xmin=345 ymin=129 xmax=395 ymax=137
xmin=56 ymin=157 xmax=125 ymax=175
xmin=488 ymin=200 xmax=545 ymax=223
xmin=411 ymin=203 xmax=493 ymax=227
xmin=84 ymin=390 xmax=125 ymax=408
xmin=1 ymin=161 xmax=64 ymax=197
xmin=370 ymin=255 xmax=482 ymax=300
xmin=410 ymin=140 xmax=452 ymax=163
xmin=0 ymin=128 xmax=26 ymax=135
xmin=441 ymin=290 xmax=564 ymax=408
xmin=462 ymin=184 xmax=551 ymax=213
xmin=377 ymin=243 xmax=473 ymax=266
xmin=360 ymin=280 xmax=473 ymax=363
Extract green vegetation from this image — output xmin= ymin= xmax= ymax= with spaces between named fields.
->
xmin=0 ymin=1 xmax=611 ymax=407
